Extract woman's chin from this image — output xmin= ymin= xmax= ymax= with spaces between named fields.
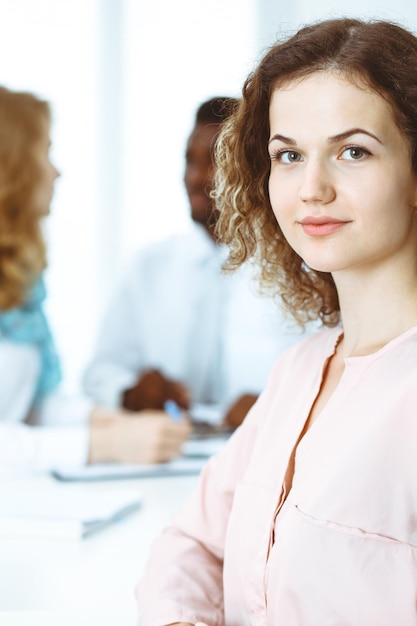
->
xmin=301 ymin=256 xmax=341 ymax=274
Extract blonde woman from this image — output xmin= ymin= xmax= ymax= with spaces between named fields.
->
xmin=0 ymin=86 xmax=189 ymax=472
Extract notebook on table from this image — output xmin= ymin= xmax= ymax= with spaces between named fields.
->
xmin=0 ymin=486 xmax=142 ymax=540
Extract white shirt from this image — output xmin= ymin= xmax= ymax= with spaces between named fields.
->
xmin=0 ymin=340 xmax=91 ymax=472
xmin=83 ymin=224 xmax=309 ymax=410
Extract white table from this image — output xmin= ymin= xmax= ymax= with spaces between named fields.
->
xmin=0 ymin=471 xmax=200 ymax=626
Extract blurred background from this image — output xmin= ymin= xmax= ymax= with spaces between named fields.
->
xmin=0 ymin=0 xmax=415 ymax=394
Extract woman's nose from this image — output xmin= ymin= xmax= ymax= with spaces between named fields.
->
xmin=298 ymin=158 xmax=335 ymax=204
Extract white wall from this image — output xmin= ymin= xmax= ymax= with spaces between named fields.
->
xmin=257 ymin=0 xmax=417 ymax=42
xmin=291 ymin=0 xmax=417 ymax=27
xmin=118 ymin=0 xmax=257 ymax=261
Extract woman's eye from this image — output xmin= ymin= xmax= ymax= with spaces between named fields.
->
xmin=340 ymin=146 xmax=369 ymax=161
xmin=272 ymin=150 xmax=303 ymax=164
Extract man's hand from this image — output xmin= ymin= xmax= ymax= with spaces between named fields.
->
xmin=222 ymin=393 xmax=258 ymax=430
xmin=122 ymin=369 xmax=191 ymax=412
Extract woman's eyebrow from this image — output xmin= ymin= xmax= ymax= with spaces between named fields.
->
xmin=268 ymin=133 xmax=296 ymax=146
xmin=327 ymin=128 xmax=382 ymax=144
xmin=268 ymin=128 xmax=382 ymax=146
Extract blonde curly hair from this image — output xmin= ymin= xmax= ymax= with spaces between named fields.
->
xmin=214 ymin=17 xmax=417 ymax=327
xmin=0 ymin=86 xmax=50 ymax=310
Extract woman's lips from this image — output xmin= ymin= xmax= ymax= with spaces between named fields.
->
xmin=299 ymin=216 xmax=350 ymax=236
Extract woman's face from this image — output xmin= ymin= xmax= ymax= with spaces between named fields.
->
xmin=268 ymin=71 xmax=417 ymax=277
xmin=31 ymin=124 xmax=60 ymax=216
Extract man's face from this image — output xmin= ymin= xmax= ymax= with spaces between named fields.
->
xmin=184 ymin=122 xmax=220 ymax=228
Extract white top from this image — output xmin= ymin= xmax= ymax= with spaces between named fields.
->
xmin=0 ymin=340 xmax=91 ymax=472
xmin=83 ymin=224 xmax=309 ymax=409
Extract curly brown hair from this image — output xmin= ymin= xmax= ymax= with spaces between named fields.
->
xmin=0 ymin=86 xmax=50 ymax=310
xmin=214 ymin=17 xmax=417 ymax=327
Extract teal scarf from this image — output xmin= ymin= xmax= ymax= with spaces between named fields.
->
xmin=0 ymin=275 xmax=62 ymax=397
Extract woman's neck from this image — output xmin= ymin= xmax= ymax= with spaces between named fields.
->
xmin=334 ymin=265 xmax=417 ymax=358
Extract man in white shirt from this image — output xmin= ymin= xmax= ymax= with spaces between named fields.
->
xmin=83 ymin=97 xmax=307 ymax=428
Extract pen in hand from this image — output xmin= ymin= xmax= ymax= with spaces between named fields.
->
xmin=163 ymin=399 xmax=182 ymax=422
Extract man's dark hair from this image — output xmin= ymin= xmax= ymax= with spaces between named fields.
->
xmin=195 ymin=96 xmax=238 ymax=125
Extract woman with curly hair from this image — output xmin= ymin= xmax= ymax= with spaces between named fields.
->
xmin=0 ymin=86 xmax=189 ymax=471
xmin=137 ymin=17 xmax=417 ymax=625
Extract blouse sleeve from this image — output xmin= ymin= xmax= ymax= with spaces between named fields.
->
xmin=0 ymin=340 xmax=90 ymax=472
xmin=136 ymin=378 xmax=275 ymax=626
xmin=0 ymin=341 xmax=40 ymax=423
xmin=0 ymin=422 xmax=89 ymax=473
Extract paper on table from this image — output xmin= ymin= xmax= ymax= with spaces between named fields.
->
xmin=182 ymin=436 xmax=229 ymax=458
xmin=52 ymin=456 xmax=207 ymax=482
xmin=0 ymin=487 xmax=142 ymax=540
xmin=190 ymin=403 xmax=224 ymax=424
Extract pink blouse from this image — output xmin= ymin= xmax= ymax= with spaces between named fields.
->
xmin=137 ymin=325 xmax=417 ymax=625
